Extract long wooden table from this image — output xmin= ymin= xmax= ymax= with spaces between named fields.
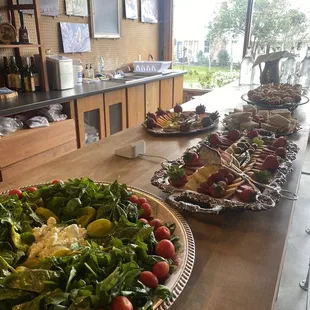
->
xmin=1 ymin=84 xmax=310 ymax=310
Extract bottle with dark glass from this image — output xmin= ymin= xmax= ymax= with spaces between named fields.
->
xmin=30 ymin=56 xmax=40 ymax=91
xmin=11 ymin=56 xmax=22 ymax=92
xmin=23 ymin=57 xmax=35 ymax=92
xmin=3 ymin=57 xmax=12 ymax=88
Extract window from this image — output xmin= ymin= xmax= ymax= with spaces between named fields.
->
xmin=173 ymin=0 xmax=243 ymax=89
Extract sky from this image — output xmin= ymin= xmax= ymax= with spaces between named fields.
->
xmin=173 ymin=0 xmax=310 ymax=40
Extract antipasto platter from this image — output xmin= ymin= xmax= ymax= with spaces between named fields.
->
xmin=0 ymin=178 xmax=195 ymax=310
xmin=143 ymin=104 xmax=219 ymax=136
xmin=151 ymin=130 xmax=299 ymax=214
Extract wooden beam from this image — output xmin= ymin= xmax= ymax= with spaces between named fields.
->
xmin=158 ymin=0 xmax=174 ymax=61
xmin=243 ymin=0 xmax=254 ymax=57
xmin=33 ymin=0 xmax=49 ymax=91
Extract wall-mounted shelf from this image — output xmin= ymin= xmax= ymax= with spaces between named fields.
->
xmin=0 ymin=44 xmax=41 ymax=49
xmin=4 ymin=0 xmax=49 ymax=91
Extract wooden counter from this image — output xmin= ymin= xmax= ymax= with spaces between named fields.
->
xmin=0 ymin=83 xmax=309 ymax=310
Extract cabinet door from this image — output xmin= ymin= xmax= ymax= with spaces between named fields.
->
xmin=145 ymin=81 xmax=160 ymax=113
xmin=127 ymin=85 xmax=145 ymax=128
xmin=173 ymin=76 xmax=184 ymax=105
xmin=76 ymin=94 xmax=105 ymax=148
xmin=160 ymin=79 xmax=173 ymax=110
xmin=104 ymin=89 xmax=127 ymax=136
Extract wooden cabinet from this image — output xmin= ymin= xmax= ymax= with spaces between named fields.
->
xmin=127 ymin=85 xmax=145 ymax=128
xmin=145 ymin=81 xmax=160 ymax=113
xmin=0 ymin=120 xmax=77 ymax=182
xmin=75 ymin=94 xmax=105 ymax=148
xmin=160 ymin=79 xmax=173 ymax=110
xmin=104 ymin=89 xmax=127 ymax=136
xmin=173 ymin=76 xmax=184 ymax=105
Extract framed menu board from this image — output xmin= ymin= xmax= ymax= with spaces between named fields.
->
xmin=90 ymin=0 xmax=121 ymax=39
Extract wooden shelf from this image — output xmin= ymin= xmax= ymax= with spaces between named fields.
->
xmin=0 ymin=4 xmax=34 ymax=10
xmin=0 ymin=44 xmax=41 ymax=49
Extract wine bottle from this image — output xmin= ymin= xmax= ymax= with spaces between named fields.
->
xmin=3 ymin=57 xmax=12 ymax=89
xmin=23 ymin=57 xmax=35 ymax=92
xmin=11 ymin=56 xmax=22 ymax=92
xmin=30 ymin=56 xmax=40 ymax=91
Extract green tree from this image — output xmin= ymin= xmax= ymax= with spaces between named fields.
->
xmin=207 ymin=0 xmax=310 ymax=55
xmin=196 ymin=51 xmax=206 ymax=65
xmin=217 ymin=49 xmax=230 ymax=66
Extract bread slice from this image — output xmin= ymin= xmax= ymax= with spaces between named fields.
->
xmin=270 ymin=109 xmax=291 ymax=119
xmin=240 ymin=120 xmax=260 ymax=131
xmin=257 ymin=110 xmax=270 ymax=120
xmin=267 ymin=114 xmax=291 ymax=128
xmin=243 ymin=104 xmax=257 ymax=116
xmin=261 ymin=123 xmax=278 ymax=132
xmin=228 ymin=112 xmax=253 ymax=122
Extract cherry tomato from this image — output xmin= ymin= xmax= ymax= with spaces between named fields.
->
xmin=155 ymin=240 xmax=175 ymax=259
xmin=25 ymin=186 xmax=37 ymax=193
xmin=9 ymin=188 xmax=23 ymax=199
xmin=139 ymin=203 xmax=152 ymax=218
xmin=155 ymin=226 xmax=171 ymax=241
xmin=152 ymin=261 xmax=170 ymax=280
xmin=51 ymin=179 xmax=62 ymax=185
xmin=111 ymin=296 xmax=133 ymax=310
xmin=137 ymin=197 xmax=147 ymax=206
xmin=139 ymin=218 xmax=148 ymax=224
xmin=139 ymin=271 xmax=158 ymax=289
xmin=149 ymin=219 xmax=164 ymax=230
xmin=128 ymin=195 xmax=139 ymax=204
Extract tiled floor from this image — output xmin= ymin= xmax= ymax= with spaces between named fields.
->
xmin=274 ymin=143 xmax=310 ymax=310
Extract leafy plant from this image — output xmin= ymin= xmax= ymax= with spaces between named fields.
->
xmin=217 ymin=49 xmax=230 ymax=67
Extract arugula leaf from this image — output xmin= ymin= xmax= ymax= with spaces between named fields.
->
xmin=153 ymin=284 xmax=172 ymax=300
xmin=4 ymin=269 xmax=60 ymax=293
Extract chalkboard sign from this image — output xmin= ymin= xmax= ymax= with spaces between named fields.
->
xmin=90 ymin=0 xmax=121 ymax=39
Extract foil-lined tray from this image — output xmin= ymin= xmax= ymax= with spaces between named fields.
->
xmin=151 ymin=132 xmax=299 ymax=214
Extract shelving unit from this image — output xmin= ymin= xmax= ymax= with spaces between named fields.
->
xmin=3 ymin=0 xmax=49 ymax=91
xmin=0 ymin=44 xmax=41 ymax=49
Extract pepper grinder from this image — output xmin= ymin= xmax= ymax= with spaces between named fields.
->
xmin=19 ymin=11 xmax=29 ymax=44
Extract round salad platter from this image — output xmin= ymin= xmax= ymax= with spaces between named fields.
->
xmin=151 ymin=130 xmax=299 ymax=214
xmin=241 ymin=94 xmax=309 ymax=110
xmin=0 ymin=179 xmax=195 ymax=310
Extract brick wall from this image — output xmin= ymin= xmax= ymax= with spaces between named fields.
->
xmin=0 ymin=0 xmax=159 ymax=70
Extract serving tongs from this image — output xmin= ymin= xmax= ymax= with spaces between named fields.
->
xmin=223 ymin=162 xmax=298 ymax=201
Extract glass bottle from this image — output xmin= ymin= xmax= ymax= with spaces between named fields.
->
xmin=89 ymin=64 xmax=94 ymax=79
xmin=299 ymin=46 xmax=310 ymax=88
xmin=3 ymin=57 xmax=12 ymax=88
xmin=239 ymin=47 xmax=254 ymax=86
xmin=294 ymin=44 xmax=303 ymax=85
xmin=11 ymin=56 xmax=22 ymax=92
xmin=23 ymin=57 xmax=35 ymax=92
xmin=281 ymin=47 xmax=296 ymax=84
xmin=93 ymin=56 xmax=104 ymax=76
xmin=84 ymin=64 xmax=89 ymax=78
xmin=30 ymin=56 xmax=40 ymax=91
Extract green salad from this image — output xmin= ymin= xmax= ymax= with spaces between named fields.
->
xmin=0 ymin=178 xmax=182 ymax=310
